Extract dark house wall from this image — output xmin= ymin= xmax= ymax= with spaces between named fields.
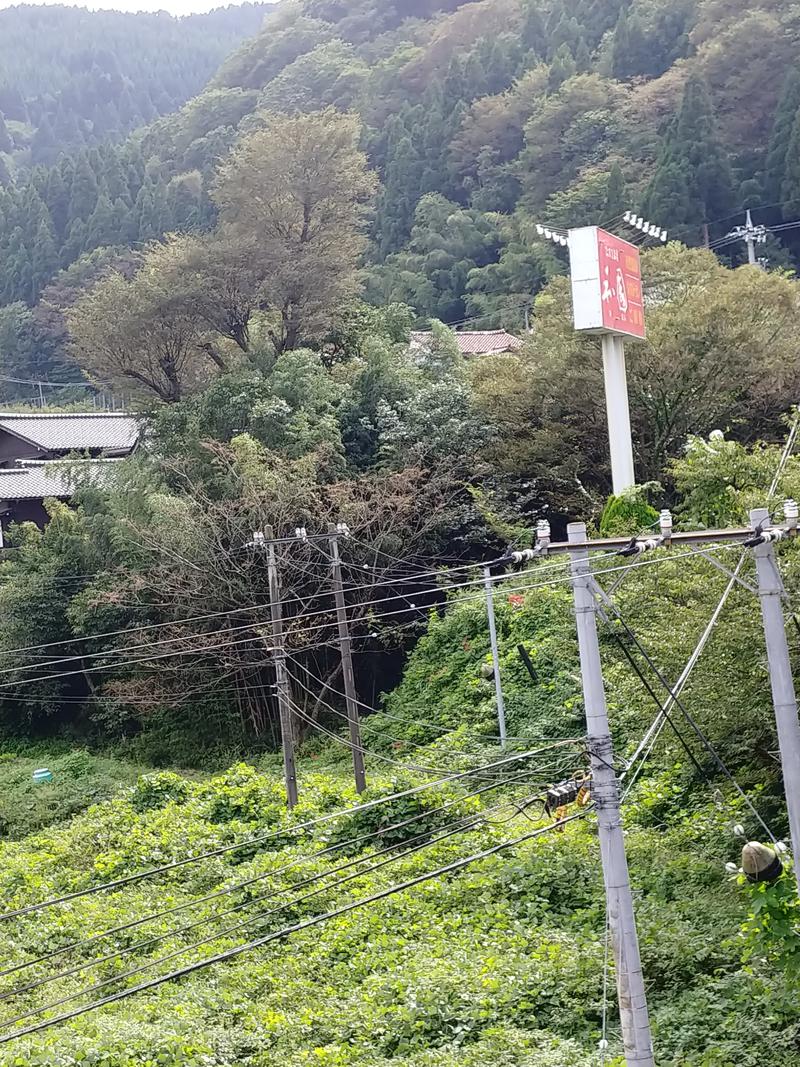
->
xmin=0 ymin=498 xmax=54 ymax=531
xmin=0 ymin=432 xmax=45 ymax=467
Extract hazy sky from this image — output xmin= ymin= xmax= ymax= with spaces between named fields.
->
xmin=0 ymin=0 xmax=236 ymax=13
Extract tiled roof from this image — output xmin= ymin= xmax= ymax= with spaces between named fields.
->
xmin=410 ymin=330 xmax=525 ymax=356
xmin=0 ymin=459 xmax=122 ymax=500
xmin=0 ymin=412 xmax=139 ymax=453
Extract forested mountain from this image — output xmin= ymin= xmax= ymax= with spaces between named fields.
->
xmin=0 ymin=4 xmax=270 ymax=171
xmin=3 ymin=0 xmax=800 ymax=401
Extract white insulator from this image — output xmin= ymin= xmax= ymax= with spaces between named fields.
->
xmin=766 ymin=528 xmax=787 ymax=543
xmin=636 ymin=216 xmax=645 ymax=230
xmin=623 ymin=210 xmax=631 ymax=223
xmin=535 ymin=223 xmax=543 ymax=236
xmin=660 ymin=230 xmax=668 ymax=242
xmin=784 ymin=499 xmax=798 ymax=529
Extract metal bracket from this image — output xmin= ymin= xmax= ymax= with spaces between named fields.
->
xmin=588 ymin=575 xmax=613 ymax=623
xmin=688 ymin=546 xmax=758 ymax=596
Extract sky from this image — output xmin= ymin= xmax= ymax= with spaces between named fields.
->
xmin=0 ymin=0 xmax=236 ymax=13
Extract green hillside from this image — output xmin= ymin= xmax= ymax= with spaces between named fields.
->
xmin=3 ymin=0 xmax=800 ymax=399
xmin=0 ymin=4 xmax=270 ymax=169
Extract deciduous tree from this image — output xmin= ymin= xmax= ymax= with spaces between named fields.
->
xmin=213 ymin=108 xmax=377 ymax=353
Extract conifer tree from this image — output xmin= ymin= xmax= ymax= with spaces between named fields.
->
xmin=101 ymin=146 xmax=129 ymax=204
xmin=766 ymin=69 xmax=800 ymax=209
xmin=605 ymin=161 xmax=626 ymax=218
xmin=644 ymin=76 xmax=734 ymax=232
xmin=32 ymin=216 xmax=59 ymax=300
xmin=68 ymin=153 xmax=100 ymax=224
xmin=780 ymin=108 xmax=800 ymax=220
xmin=0 ymin=110 xmax=11 ymax=154
xmin=61 ymin=218 xmax=87 ymax=267
xmin=612 ymin=9 xmax=650 ymax=80
xmin=30 ymin=116 xmax=58 ymax=167
xmin=611 ymin=8 xmax=630 ymax=80
xmin=574 ymin=36 xmax=592 ymax=73
xmin=86 ymin=193 xmax=117 ymax=250
xmin=521 ymin=0 xmax=545 ymax=55
xmin=378 ymin=131 xmax=424 ymax=257
xmin=134 ymin=181 xmax=157 ymax=242
xmin=548 ymin=44 xmax=576 ymax=90
xmin=168 ymin=173 xmax=202 ymax=232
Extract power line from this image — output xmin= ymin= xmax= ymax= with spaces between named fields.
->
xmin=0 ymin=748 xmax=553 ymax=924
xmin=608 ymin=602 xmax=777 ymax=842
xmin=0 ymin=766 xmax=543 ymax=987
xmin=1 ymin=791 xmax=535 ymax=1026
xmin=287 ymin=688 xmax=582 ymax=783
xmin=288 ymin=654 xmax=564 ymax=744
xmin=0 ymin=533 xmax=738 ymax=674
xmin=0 ymin=812 xmax=590 ymax=1045
xmin=0 ymin=545 xmax=743 ymax=697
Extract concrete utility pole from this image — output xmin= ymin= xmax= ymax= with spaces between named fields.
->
xmin=327 ymin=523 xmax=367 ymax=793
xmin=483 ymin=567 xmax=507 ymax=749
xmin=600 ymin=334 xmax=636 ymax=496
xmin=265 ymin=525 xmax=299 ymax=809
xmin=568 ymin=522 xmax=655 ymax=1067
xmin=750 ymin=507 xmax=800 ymax=896
xmin=725 ymin=210 xmax=768 ymax=268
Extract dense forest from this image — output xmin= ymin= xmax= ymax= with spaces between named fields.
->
xmin=0 ymin=4 xmax=269 ymax=169
xmin=1 ymin=2 xmax=800 ymax=1064
xmin=5 ymin=0 xmax=800 ymax=397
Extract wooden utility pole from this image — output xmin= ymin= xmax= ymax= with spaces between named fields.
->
xmin=265 ymin=525 xmax=299 ymax=809
xmin=327 ymin=523 xmax=367 ymax=793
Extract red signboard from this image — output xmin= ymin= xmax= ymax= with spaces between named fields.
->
xmin=597 ymin=229 xmax=645 ymax=338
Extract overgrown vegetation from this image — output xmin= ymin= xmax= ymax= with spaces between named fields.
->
xmin=0 ymin=2 xmax=800 ymax=1063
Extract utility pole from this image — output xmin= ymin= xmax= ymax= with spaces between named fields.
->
xmin=327 ymin=523 xmax=367 ymax=793
xmin=37 ymin=381 xmax=44 ymax=409
xmin=750 ymin=507 xmax=800 ymax=896
xmin=265 ymin=525 xmax=299 ymax=809
xmin=568 ymin=522 xmax=654 ymax=1067
xmin=483 ymin=567 xmax=507 ymax=749
xmin=725 ymin=210 xmax=768 ymax=268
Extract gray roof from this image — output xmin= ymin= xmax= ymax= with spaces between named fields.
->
xmin=0 ymin=412 xmax=139 ymax=453
xmin=0 ymin=459 xmax=122 ymax=500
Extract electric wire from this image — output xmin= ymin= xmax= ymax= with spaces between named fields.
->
xmin=0 ymin=791 xmax=539 ymax=1028
xmin=0 ymin=546 xmax=745 ymax=693
xmin=0 ymin=766 xmax=545 ymax=987
xmin=288 ymin=654 xmax=575 ymax=744
xmin=607 ymin=601 xmax=777 ymax=842
xmin=0 ymin=811 xmax=591 ymax=1045
xmin=0 ymin=748 xmax=557 ymax=924
xmin=286 ymin=686 xmax=582 ymax=783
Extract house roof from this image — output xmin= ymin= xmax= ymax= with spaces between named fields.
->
xmin=0 ymin=459 xmax=122 ymax=501
xmin=0 ymin=412 xmax=139 ymax=453
xmin=410 ymin=330 xmax=525 ymax=356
